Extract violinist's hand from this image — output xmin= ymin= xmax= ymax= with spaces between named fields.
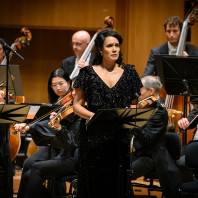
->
xmin=0 ymin=90 xmax=5 ymax=104
xmin=49 ymin=112 xmax=57 ymax=120
xmin=183 ymin=51 xmax=188 ymax=56
xmin=178 ymin=118 xmax=189 ymax=130
xmin=78 ymin=60 xmax=89 ymax=68
xmin=14 ymin=123 xmax=29 ymax=133
xmin=49 ymin=112 xmax=61 ymax=131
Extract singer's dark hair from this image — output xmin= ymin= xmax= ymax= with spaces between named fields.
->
xmin=92 ymin=30 xmax=124 ymax=66
xmin=48 ymin=68 xmax=71 ymax=104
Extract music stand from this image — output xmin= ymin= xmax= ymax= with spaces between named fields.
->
xmin=86 ymin=108 xmax=158 ymax=130
xmin=22 ymin=103 xmax=59 ymax=120
xmin=155 ymin=55 xmax=198 ymax=145
xmin=0 ymin=104 xmax=29 ymax=198
xmin=86 ymin=107 xmax=158 ymax=198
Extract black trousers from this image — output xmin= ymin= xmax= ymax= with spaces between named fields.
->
xmin=131 ymin=155 xmax=155 ymax=180
xmin=17 ymin=146 xmax=65 ymax=198
xmin=26 ymin=156 xmax=75 ymax=198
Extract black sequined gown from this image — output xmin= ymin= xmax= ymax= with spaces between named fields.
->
xmin=73 ymin=64 xmax=142 ymax=198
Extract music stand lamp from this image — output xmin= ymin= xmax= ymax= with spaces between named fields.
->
xmin=155 ymin=55 xmax=198 ymax=145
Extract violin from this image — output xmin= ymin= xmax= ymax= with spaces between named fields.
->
xmin=1 ymin=28 xmax=32 ymax=161
xmin=48 ymin=92 xmax=74 ymax=128
xmin=138 ymin=96 xmax=159 ymax=108
xmin=13 ymin=91 xmax=74 ymax=134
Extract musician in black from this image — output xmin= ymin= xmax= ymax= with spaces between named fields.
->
xmin=0 ymin=91 xmax=13 ymax=198
xmin=0 ymin=40 xmax=14 ymax=197
xmin=131 ymin=75 xmax=181 ymax=198
xmin=18 ymin=106 xmax=80 ymax=198
xmin=14 ymin=68 xmax=78 ymax=198
xmin=143 ymin=16 xmax=198 ymax=77
xmin=177 ymin=104 xmax=198 ymax=182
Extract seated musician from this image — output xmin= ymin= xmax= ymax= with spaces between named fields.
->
xmin=177 ymin=104 xmax=198 ymax=182
xmin=130 ymin=75 xmax=181 ymax=198
xmin=0 ymin=40 xmax=14 ymax=197
xmin=0 ymin=90 xmax=13 ymax=198
xmin=14 ymin=68 xmax=80 ymax=198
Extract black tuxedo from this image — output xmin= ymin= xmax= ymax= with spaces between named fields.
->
xmin=61 ymin=55 xmax=76 ymax=76
xmin=131 ymin=98 xmax=181 ymax=198
xmin=61 ymin=54 xmax=94 ymax=77
xmin=143 ymin=42 xmax=198 ymax=77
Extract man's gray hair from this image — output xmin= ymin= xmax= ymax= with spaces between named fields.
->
xmin=141 ymin=75 xmax=162 ymax=94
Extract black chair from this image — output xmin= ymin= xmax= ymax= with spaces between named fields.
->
xmin=179 ymin=141 xmax=198 ymax=197
xmin=131 ymin=132 xmax=181 ymax=197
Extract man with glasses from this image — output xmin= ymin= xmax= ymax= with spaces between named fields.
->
xmin=62 ymin=30 xmax=93 ymax=81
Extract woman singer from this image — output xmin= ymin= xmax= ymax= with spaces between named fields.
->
xmin=73 ymin=30 xmax=142 ymax=198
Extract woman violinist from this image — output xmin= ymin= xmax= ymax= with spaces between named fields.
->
xmin=14 ymin=68 xmax=80 ymax=198
xmin=73 ymin=30 xmax=142 ymax=198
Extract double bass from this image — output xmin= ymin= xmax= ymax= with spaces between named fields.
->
xmin=165 ymin=4 xmax=198 ymax=135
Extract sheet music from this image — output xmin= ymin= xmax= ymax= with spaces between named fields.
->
xmin=27 ymin=105 xmax=40 ymax=119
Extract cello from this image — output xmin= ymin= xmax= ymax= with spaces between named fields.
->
xmin=5 ymin=27 xmax=32 ymax=161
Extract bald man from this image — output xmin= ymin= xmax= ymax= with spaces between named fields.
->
xmin=62 ymin=30 xmax=93 ymax=80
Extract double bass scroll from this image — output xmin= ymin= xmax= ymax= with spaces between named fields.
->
xmin=80 ymin=16 xmax=114 ymax=62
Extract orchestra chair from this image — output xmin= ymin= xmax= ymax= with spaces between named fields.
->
xmin=131 ymin=132 xmax=181 ymax=198
xmin=49 ymin=148 xmax=79 ymax=198
xmin=179 ymin=141 xmax=198 ymax=197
